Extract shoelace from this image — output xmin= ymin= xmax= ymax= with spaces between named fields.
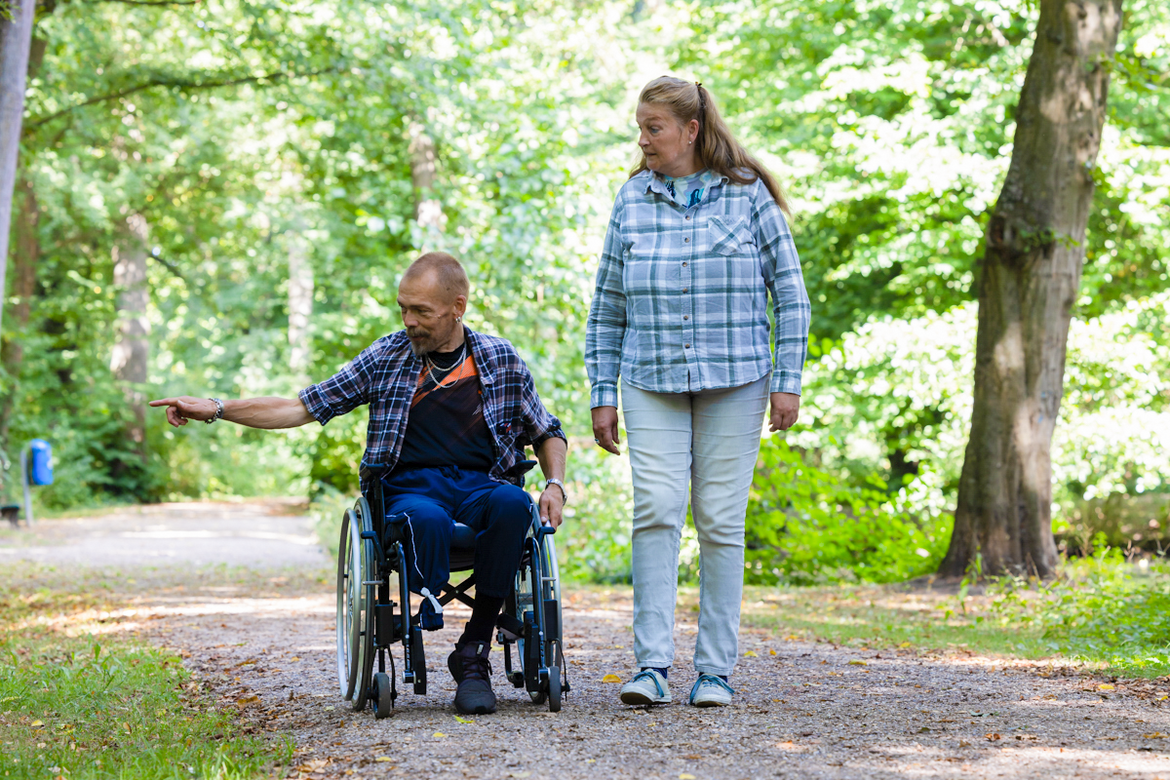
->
xmin=691 ymin=673 xmax=735 ymax=700
xmin=630 ymin=669 xmax=666 ymax=697
xmin=460 ymin=644 xmax=492 ymax=682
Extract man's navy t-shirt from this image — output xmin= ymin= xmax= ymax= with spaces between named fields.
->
xmin=396 ymin=346 xmax=496 ymax=472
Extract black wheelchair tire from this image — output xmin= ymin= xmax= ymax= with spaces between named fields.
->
xmin=335 ymin=510 xmax=361 ymax=701
xmin=373 ymin=672 xmax=393 ymax=720
xmin=351 ymin=503 xmax=377 ymax=712
xmin=548 ymin=665 xmax=561 ymax=712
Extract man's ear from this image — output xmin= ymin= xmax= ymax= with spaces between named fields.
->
xmin=453 ymin=295 xmax=468 ymax=319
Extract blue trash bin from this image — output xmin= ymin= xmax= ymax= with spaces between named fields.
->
xmin=29 ymin=439 xmax=52 ymax=486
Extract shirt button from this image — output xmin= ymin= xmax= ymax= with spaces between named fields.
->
xmin=684 ymin=315 xmax=689 ymax=320
xmin=682 ymin=262 xmax=688 ymax=267
xmin=685 ymin=344 xmax=691 ymax=348
xmin=684 ymin=237 xmax=690 ymax=243
xmin=682 ymin=287 xmax=688 ymax=293
xmin=685 ymin=215 xmax=691 ymax=221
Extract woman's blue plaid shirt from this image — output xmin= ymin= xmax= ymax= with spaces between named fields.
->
xmin=586 ymin=170 xmax=811 ymax=408
xmin=298 ymin=327 xmax=565 ymax=489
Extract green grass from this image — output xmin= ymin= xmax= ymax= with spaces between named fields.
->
xmin=729 ymin=551 xmax=1170 ymax=678
xmin=0 ymin=569 xmax=293 ymax=780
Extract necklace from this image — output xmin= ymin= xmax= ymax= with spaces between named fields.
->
xmin=424 ymin=343 xmax=467 ymax=390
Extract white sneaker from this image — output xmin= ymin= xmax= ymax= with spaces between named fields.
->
xmin=689 ymin=674 xmax=734 ymax=707
xmin=619 ymin=669 xmax=671 ymax=705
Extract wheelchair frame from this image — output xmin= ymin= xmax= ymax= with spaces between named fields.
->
xmin=335 ymin=465 xmax=569 ymax=718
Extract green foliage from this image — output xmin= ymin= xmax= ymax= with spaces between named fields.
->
xmin=747 ymin=439 xmax=951 ymax=585
xmin=983 ymin=551 xmax=1170 ymax=676
xmin=2 ymin=0 xmax=1169 ymax=588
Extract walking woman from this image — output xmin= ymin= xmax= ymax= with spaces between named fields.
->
xmin=586 ymin=76 xmax=810 ymax=707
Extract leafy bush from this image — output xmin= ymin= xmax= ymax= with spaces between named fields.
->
xmin=984 ymin=548 xmax=1170 ymax=676
xmin=746 ymin=439 xmax=952 ymax=585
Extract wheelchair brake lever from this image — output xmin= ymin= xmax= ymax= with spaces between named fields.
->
xmin=536 ymin=523 xmax=556 ymax=540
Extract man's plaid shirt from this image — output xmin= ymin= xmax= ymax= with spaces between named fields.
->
xmin=299 ymin=327 xmax=565 ymax=489
xmin=586 ymin=169 xmax=811 ymax=409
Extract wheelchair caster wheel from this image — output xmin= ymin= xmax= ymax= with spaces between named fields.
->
xmin=373 ymin=672 xmax=393 ymax=719
xmin=548 ymin=665 xmax=561 ymax=713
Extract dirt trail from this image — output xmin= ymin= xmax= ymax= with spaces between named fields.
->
xmin=6 ymin=503 xmax=1170 ymax=779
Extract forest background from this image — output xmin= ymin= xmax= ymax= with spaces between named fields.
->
xmin=2 ymin=0 xmax=1168 ymax=587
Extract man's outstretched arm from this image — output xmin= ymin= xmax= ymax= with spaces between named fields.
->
xmin=149 ymin=396 xmax=315 ymax=430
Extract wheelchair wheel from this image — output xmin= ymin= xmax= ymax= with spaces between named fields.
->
xmin=548 ymin=665 xmax=561 ymax=712
xmin=335 ymin=509 xmax=361 ymax=700
xmin=351 ymin=500 xmax=378 ymax=712
xmin=373 ymin=672 xmax=394 ymax=720
xmin=513 ymin=524 xmax=567 ymax=707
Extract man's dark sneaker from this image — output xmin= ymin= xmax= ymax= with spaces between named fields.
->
xmin=448 ymin=640 xmax=497 ymax=714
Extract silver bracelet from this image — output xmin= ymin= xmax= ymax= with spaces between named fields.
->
xmin=206 ymin=398 xmax=224 ymax=424
xmin=545 ymin=478 xmax=568 ymax=506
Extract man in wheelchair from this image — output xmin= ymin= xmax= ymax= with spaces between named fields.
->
xmin=151 ymin=251 xmax=568 ymax=715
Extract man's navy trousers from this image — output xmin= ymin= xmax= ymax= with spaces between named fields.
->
xmin=380 ymin=466 xmax=532 ymax=629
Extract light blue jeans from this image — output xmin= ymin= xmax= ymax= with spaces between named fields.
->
xmin=622 ymin=376 xmax=769 ymax=677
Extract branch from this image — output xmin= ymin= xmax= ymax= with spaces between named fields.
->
xmin=25 ymin=68 xmax=334 ymax=129
xmin=90 ymin=0 xmax=200 ymax=5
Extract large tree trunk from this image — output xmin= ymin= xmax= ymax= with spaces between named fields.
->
xmin=110 ymin=213 xmax=150 ymax=461
xmin=408 ymin=121 xmax=445 ymax=231
xmin=940 ymin=0 xmax=1123 ymax=578
xmin=286 ymin=223 xmax=313 ymax=378
xmin=0 ymin=0 xmax=37 ymax=334
xmin=0 ymin=174 xmax=38 ymax=446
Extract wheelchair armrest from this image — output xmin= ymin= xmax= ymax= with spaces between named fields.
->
xmin=359 ymin=463 xmax=393 ymax=482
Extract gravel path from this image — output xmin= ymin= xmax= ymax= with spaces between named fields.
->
xmin=8 ymin=503 xmax=1170 ymax=779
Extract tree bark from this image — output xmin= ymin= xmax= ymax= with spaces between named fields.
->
xmin=286 ymin=223 xmax=313 ymax=378
xmin=940 ymin=0 xmax=1123 ymax=578
xmin=0 ymin=172 xmax=38 ymax=447
xmin=0 ymin=0 xmax=37 ymax=334
xmin=110 ymin=213 xmax=150 ymax=460
xmin=408 ymin=121 xmax=445 ymax=231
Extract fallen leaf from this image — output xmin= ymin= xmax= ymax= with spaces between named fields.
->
xmin=769 ymin=649 xmax=777 ymax=656
xmin=601 ymin=674 xmax=622 ymax=683
xmin=958 ymin=740 xmax=971 ymax=748
xmin=1098 ymin=683 xmax=1115 ymax=691
xmin=1143 ymin=732 xmax=1166 ymax=739
xmin=289 ymin=656 xmax=301 ymax=662
xmin=679 ymin=775 xmax=696 ymax=780
xmin=509 ymin=773 xmax=531 ymax=778
xmin=30 ymin=720 xmax=44 ymax=729
xmin=744 ymin=651 xmax=758 ymax=658
xmin=899 ymin=641 xmax=912 ymax=648
xmin=985 ymin=733 xmax=1001 ymax=741
xmin=454 ymin=716 xmax=475 ymax=724
xmin=848 ymin=660 xmax=867 ymax=666
xmin=433 ymin=732 xmax=447 ymax=738
xmin=374 ymin=757 xmax=393 ymax=763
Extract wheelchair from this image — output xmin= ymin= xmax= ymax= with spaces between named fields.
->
xmin=335 ymin=464 xmax=569 ymax=718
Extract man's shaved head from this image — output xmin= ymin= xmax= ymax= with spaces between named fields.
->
xmin=402 ymin=252 xmax=470 ymax=304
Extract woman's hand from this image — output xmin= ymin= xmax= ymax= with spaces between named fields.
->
xmin=769 ymin=392 xmax=800 ymax=432
xmin=591 ymin=406 xmax=622 ymax=455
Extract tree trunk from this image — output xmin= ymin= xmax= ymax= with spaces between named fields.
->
xmin=940 ymin=0 xmax=1123 ymax=578
xmin=408 ymin=121 xmax=445 ymax=231
xmin=0 ymin=0 xmax=37 ymax=334
xmin=0 ymin=173 xmax=38 ymax=446
xmin=110 ymin=213 xmax=150 ymax=460
xmin=286 ymin=224 xmax=313 ymax=378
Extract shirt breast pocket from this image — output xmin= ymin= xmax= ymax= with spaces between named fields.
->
xmin=708 ymin=216 xmax=755 ymax=257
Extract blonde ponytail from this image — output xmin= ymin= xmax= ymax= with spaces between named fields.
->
xmin=631 ymin=76 xmax=790 ymax=216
